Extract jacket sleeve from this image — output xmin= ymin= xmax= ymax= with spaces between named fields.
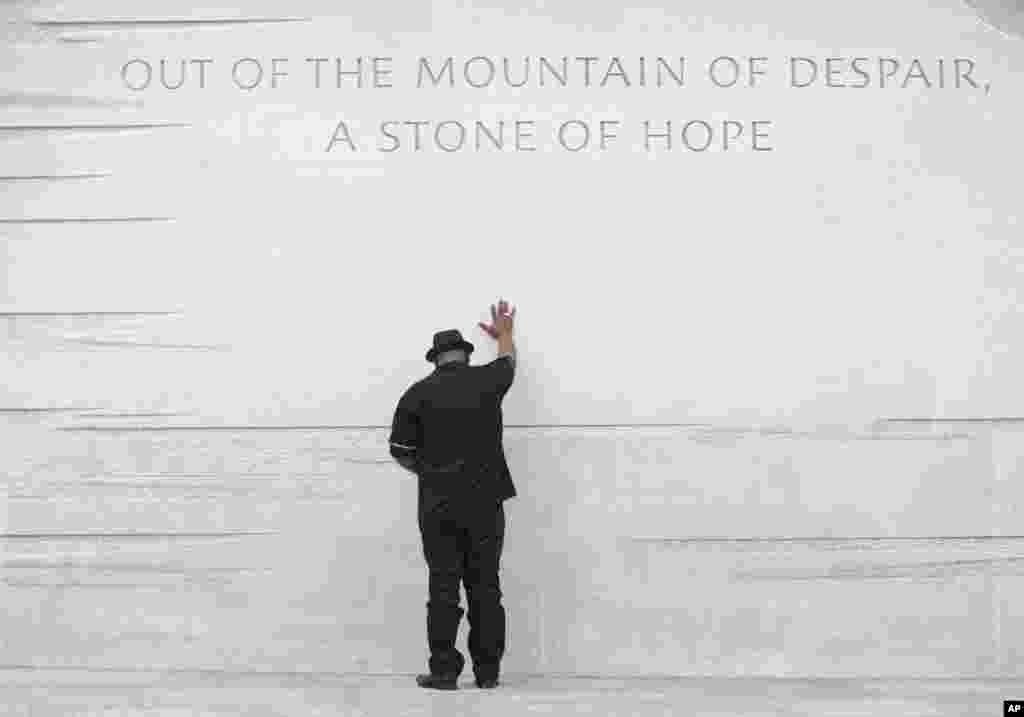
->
xmin=389 ymin=390 xmax=421 ymax=474
xmin=487 ymin=350 xmax=516 ymax=400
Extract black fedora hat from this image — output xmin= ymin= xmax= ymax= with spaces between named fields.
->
xmin=425 ymin=329 xmax=475 ymax=363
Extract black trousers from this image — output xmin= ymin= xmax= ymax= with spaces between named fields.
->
xmin=418 ymin=494 xmax=506 ymax=681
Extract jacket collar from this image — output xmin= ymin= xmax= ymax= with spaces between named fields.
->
xmin=436 ymin=360 xmax=469 ymax=371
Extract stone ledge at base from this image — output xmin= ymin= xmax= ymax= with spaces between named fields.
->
xmin=1 ymin=669 xmax=1020 ymax=717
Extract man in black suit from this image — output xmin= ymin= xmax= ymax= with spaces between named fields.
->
xmin=389 ymin=299 xmax=518 ymax=690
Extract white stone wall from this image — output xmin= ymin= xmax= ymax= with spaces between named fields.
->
xmin=2 ymin=0 xmax=1023 ymax=679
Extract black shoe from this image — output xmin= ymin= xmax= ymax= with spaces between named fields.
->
xmin=416 ymin=672 xmax=459 ymax=690
xmin=475 ymin=677 xmax=499 ymax=689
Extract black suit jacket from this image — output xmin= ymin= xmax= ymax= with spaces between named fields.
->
xmin=389 ymin=355 xmax=516 ymax=513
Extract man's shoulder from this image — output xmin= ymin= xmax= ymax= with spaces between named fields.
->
xmin=401 ymin=375 xmax=430 ymax=403
xmin=415 ymin=360 xmax=510 ymax=390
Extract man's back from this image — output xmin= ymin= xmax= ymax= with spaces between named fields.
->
xmin=417 ymin=357 xmax=514 ymax=470
xmin=417 ymin=356 xmax=515 ymax=509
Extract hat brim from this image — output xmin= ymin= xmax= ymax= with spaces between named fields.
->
xmin=426 ymin=340 xmax=475 ymax=363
